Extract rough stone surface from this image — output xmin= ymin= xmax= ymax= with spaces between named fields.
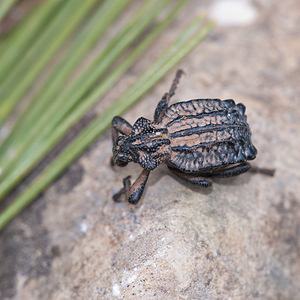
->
xmin=1 ymin=0 xmax=300 ymax=299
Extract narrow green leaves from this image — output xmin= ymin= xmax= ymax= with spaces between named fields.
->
xmin=0 ymin=1 xmax=213 ymax=230
xmin=0 ymin=0 xmax=18 ymax=23
xmin=0 ymin=19 xmax=213 ymax=230
xmin=0 ymin=0 xmax=97 ymax=126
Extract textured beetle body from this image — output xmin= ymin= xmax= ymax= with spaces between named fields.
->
xmin=112 ymin=70 xmax=257 ymax=204
xmin=161 ymin=99 xmax=257 ymax=172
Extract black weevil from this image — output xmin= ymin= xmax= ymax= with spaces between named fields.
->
xmin=111 ymin=70 xmax=257 ymax=204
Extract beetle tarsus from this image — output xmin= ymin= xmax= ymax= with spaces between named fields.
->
xmin=112 ymin=188 xmax=125 ymax=202
xmin=249 ymin=166 xmax=275 ymax=177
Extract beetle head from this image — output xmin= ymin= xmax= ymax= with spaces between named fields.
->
xmin=112 ymin=117 xmax=170 ymax=170
xmin=112 ymin=135 xmax=133 ymax=167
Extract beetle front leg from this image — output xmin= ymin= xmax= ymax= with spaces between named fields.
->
xmin=112 ymin=116 xmax=132 ymax=143
xmin=113 ymin=169 xmax=150 ymax=204
xmin=154 ymin=69 xmax=184 ymax=122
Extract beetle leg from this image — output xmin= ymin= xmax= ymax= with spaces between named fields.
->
xmin=154 ymin=69 xmax=184 ymax=122
xmin=249 ymin=166 xmax=275 ymax=176
xmin=113 ymin=169 xmax=150 ymax=204
xmin=168 ymin=166 xmax=212 ymax=187
xmin=209 ymin=162 xmax=250 ymax=177
xmin=154 ymin=93 xmax=168 ymax=122
xmin=112 ymin=116 xmax=132 ymax=143
xmin=168 ymin=69 xmax=184 ymax=99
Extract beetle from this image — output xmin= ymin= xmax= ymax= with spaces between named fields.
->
xmin=111 ymin=70 xmax=257 ymax=204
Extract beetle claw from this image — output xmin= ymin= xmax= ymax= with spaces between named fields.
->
xmin=112 ymin=188 xmax=125 ymax=202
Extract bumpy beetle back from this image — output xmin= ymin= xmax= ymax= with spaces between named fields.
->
xmin=111 ymin=70 xmax=259 ymax=204
xmin=160 ymin=99 xmax=257 ymax=172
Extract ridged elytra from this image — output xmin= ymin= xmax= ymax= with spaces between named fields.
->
xmin=111 ymin=70 xmax=257 ymax=204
